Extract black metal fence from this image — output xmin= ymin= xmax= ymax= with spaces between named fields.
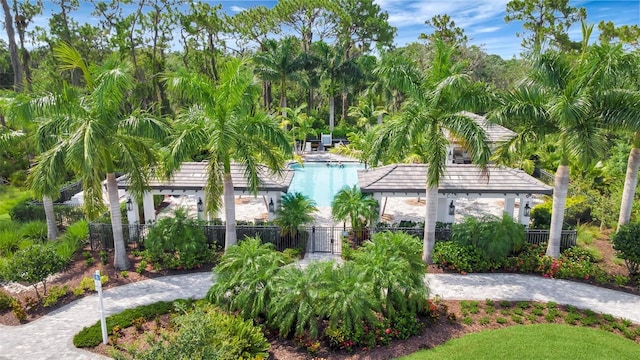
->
xmin=89 ymin=223 xmax=576 ymax=254
xmin=88 ymin=223 xmax=308 ymax=252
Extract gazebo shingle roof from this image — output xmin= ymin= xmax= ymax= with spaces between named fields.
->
xmin=117 ymin=162 xmax=294 ymax=192
xmin=460 ymin=111 xmax=516 ymax=143
xmin=358 ymin=164 xmax=552 ymax=195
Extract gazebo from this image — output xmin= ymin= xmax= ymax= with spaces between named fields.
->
xmin=117 ymin=162 xmax=294 ymax=224
xmin=358 ymin=164 xmax=553 ymax=226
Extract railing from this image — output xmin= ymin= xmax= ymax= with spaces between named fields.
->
xmin=537 ymin=169 xmax=555 ymax=186
xmin=525 ymin=229 xmax=576 ymax=250
xmin=89 ymin=223 xmax=576 ymax=253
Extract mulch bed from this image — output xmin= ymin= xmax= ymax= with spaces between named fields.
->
xmin=0 ymin=248 xmax=213 ymax=326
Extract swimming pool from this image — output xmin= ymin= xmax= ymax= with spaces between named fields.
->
xmin=288 ymin=162 xmax=365 ymax=206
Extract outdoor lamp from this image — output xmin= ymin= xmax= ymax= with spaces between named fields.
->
xmin=126 ymin=197 xmax=132 ymax=212
xmin=523 ymin=202 xmax=531 ymax=217
xmin=197 ymin=198 xmax=204 ymax=212
xmin=268 ymin=198 xmax=275 ymax=213
xmin=448 ymin=201 xmax=455 ymax=216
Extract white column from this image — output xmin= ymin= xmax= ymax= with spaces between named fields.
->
xmin=142 ymin=192 xmax=156 ymax=224
xmin=125 ymin=194 xmax=139 ymax=224
xmin=437 ymin=197 xmax=448 ymax=222
xmin=373 ymin=194 xmax=383 ymax=223
xmin=125 ymin=194 xmax=140 ymax=241
xmin=518 ymin=197 xmax=531 ymax=227
xmin=267 ymin=194 xmax=282 ymax=221
xmin=504 ymin=197 xmax=515 ymax=218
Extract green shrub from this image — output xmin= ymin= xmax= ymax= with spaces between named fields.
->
xmin=0 ymin=290 xmax=13 ymax=311
xmin=611 ymin=223 xmax=640 ymax=277
xmin=0 ymin=230 xmax=30 ymax=256
xmin=353 ymin=231 xmax=427 ymax=317
xmin=4 ymin=244 xmax=66 ymax=299
xmin=562 ymin=246 xmax=601 ymax=263
xmin=137 ymin=305 xmax=269 ymax=360
xmin=9 ymin=200 xmax=84 ymax=226
xmin=145 ymin=208 xmax=212 ymax=269
xmin=62 ymin=220 xmax=89 ymax=244
xmin=433 ymin=241 xmax=500 ymax=273
xmin=451 ymin=214 xmax=525 ymax=261
xmin=530 ymin=203 xmax=551 ymax=229
xmin=43 ymin=285 xmax=69 ymax=307
xmin=19 ymin=221 xmax=48 ymax=242
xmin=74 ymin=300 xmax=183 ymax=347
xmin=207 ymin=237 xmax=291 ymax=319
xmin=507 ymin=243 xmax=546 ymax=273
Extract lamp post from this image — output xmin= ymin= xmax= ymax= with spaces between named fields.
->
xmin=448 ymin=200 xmax=455 ymax=216
xmin=268 ymin=198 xmax=275 ymax=213
xmin=125 ymin=197 xmax=132 ymax=212
xmin=197 ymin=198 xmax=204 ymax=212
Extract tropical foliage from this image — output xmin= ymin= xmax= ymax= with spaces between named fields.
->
xmin=163 ymin=58 xmax=292 ymax=251
xmin=207 ymin=232 xmax=430 ymax=349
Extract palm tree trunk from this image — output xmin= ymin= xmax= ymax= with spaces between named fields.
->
xmin=546 ymin=165 xmax=569 ymax=258
xmin=0 ymin=0 xmax=23 ymax=91
xmin=106 ymin=173 xmax=129 ymax=269
xmin=617 ymin=141 xmax=640 ymax=230
xmin=223 ymin=172 xmax=237 ymax=250
xmin=341 ymin=92 xmax=348 ymax=122
xmin=422 ymin=186 xmax=438 ymax=264
xmin=43 ymin=195 xmax=58 ymax=240
xmin=281 ymin=94 xmax=287 ymax=118
xmin=329 ymin=96 xmax=335 ymax=131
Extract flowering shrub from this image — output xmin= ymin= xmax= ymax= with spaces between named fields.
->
xmin=433 ymin=241 xmax=503 ymax=273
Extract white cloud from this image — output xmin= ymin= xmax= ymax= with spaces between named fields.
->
xmin=230 ymin=6 xmax=246 ymax=13
xmin=473 ymin=26 xmax=502 ymax=34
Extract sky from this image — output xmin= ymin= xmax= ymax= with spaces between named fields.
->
xmin=27 ymin=0 xmax=640 ymax=59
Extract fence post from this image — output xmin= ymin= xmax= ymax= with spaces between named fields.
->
xmin=311 ymin=226 xmax=315 ymax=253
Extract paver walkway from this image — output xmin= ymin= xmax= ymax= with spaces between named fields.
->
xmin=1 ymin=271 xmax=639 ymax=360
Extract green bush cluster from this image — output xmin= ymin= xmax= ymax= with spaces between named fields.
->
xmin=2 ymin=244 xmax=66 ymax=299
xmin=611 ymin=223 xmax=640 ymax=277
xmin=451 ymin=214 xmax=525 ymax=260
xmin=144 ymin=209 xmax=215 ymax=269
xmin=433 ymin=241 xmax=503 ymax=273
xmin=136 ymin=305 xmax=269 ymax=360
xmin=0 ymin=290 xmax=13 ymax=311
xmin=9 ymin=200 xmax=83 ymax=226
xmin=208 ymin=232 xmax=430 ymax=351
xmin=74 ymin=300 xmax=185 ymax=347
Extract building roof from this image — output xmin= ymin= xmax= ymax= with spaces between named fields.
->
xmin=358 ymin=164 xmax=553 ymax=196
xmin=117 ymin=162 xmax=294 ymax=193
xmin=459 ymin=111 xmax=516 ymax=143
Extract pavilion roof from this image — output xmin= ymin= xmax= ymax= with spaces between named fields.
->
xmin=117 ymin=162 xmax=294 ymax=193
xmin=358 ymin=164 xmax=552 ymax=196
xmin=458 ymin=111 xmax=516 ymax=143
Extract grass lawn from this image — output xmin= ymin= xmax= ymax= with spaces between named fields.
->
xmin=400 ymin=324 xmax=640 ymax=360
xmin=0 ymin=185 xmax=31 ymax=220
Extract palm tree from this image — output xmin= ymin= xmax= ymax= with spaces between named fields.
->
xmin=273 ymin=192 xmax=318 ymax=237
xmin=207 ymin=237 xmax=291 ymax=319
xmin=313 ymin=41 xmax=361 ymax=130
xmin=492 ymin=25 xmax=619 ymax=257
xmin=163 ymin=58 xmax=292 ymax=250
xmin=252 ymin=37 xmax=307 ymax=117
xmin=268 ymin=261 xmax=332 ymax=339
xmin=2 ymin=95 xmax=60 ymax=241
xmin=278 ymin=104 xmax=317 ymax=153
xmin=352 ymin=231 xmax=426 ymax=318
xmin=331 ymin=185 xmax=379 ymax=239
xmin=371 ymin=39 xmax=491 ymax=263
xmin=26 ymin=44 xmax=168 ymax=269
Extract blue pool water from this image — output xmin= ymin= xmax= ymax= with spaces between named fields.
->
xmin=288 ymin=162 xmax=365 ymax=206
